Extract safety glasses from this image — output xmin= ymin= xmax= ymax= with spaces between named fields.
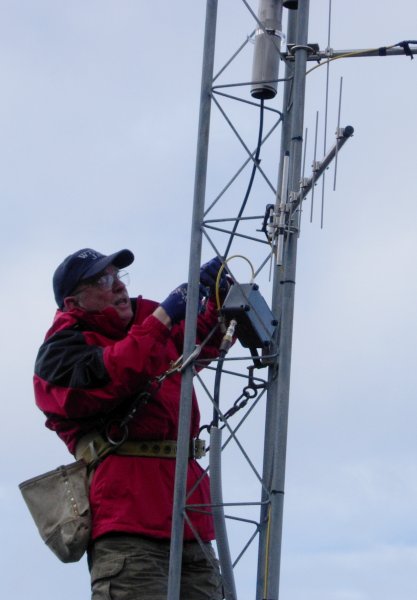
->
xmin=74 ymin=270 xmax=130 ymax=294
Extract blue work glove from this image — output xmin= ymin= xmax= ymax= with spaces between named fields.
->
xmin=200 ymin=256 xmax=229 ymax=297
xmin=160 ymin=283 xmax=207 ymax=323
xmin=160 ymin=284 xmax=188 ymax=324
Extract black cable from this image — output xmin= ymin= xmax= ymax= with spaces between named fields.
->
xmin=211 ymin=320 xmax=237 ymax=428
xmin=212 ymin=350 xmax=226 ymax=427
xmin=223 ymin=98 xmax=265 ymax=259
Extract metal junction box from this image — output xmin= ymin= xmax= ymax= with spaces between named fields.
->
xmin=221 ymin=283 xmax=277 ymax=348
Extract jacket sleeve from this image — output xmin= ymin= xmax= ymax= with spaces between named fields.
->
xmin=34 ymin=315 xmax=172 ymax=419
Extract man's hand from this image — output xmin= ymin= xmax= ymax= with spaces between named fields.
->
xmin=200 ymin=257 xmax=229 ymax=297
xmin=160 ymin=284 xmax=188 ymax=324
xmin=158 ymin=258 xmax=229 ymax=327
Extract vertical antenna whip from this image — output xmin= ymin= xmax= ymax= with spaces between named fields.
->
xmin=298 ymin=126 xmax=308 ymax=236
xmin=334 ymin=76 xmax=344 ymax=190
xmin=310 ymin=111 xmax=319 ymax=222
xmin=321 ymin=0 xmax=333 ymax=229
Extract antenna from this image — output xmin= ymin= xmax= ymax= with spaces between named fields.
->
xmin=320 ymin=0 xmax=333 ymax=228
xmin=310 ymin=110 xmax=319 ymax=222
xmin=298 ymin=125 xmax=309 ymax=235
xmin=334 ymin=75 xmax=344 ymax=190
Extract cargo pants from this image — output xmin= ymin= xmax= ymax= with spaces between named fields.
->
xmin=88 ymin=534 xmax=223 ymax=600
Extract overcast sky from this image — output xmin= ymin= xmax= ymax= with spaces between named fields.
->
xmin=1 ymin=2 xmax=417 ymax=599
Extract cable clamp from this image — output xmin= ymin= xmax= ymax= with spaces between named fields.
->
xmin=312 ymin=159 xmax=322 ymax=173
xmin=398 ymin=41 xmax=414 ymax=59
xmin=255 ymin=28 xmax=283 ymax=40
xmin=287 ymin=42 xmax=320 ymax=56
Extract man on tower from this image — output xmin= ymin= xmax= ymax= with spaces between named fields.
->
xmin=34 ymin=247 xmax=226 ymax=599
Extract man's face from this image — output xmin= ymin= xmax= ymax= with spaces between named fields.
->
xmin=65 ymin=265 xmax=133 ymax=326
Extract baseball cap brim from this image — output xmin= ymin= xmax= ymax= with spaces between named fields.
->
xmin=81 ymin=249 xmax=134 ymax=280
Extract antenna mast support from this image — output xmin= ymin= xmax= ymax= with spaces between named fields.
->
xmin=284 ymin=42 xmax=417 ymax=61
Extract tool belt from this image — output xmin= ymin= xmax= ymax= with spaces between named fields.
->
xmin=75 ymin=432 xmax=206 ymax=466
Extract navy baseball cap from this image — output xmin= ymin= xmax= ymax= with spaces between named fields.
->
xmin=53 ymin=248 xmax=134 ymax=308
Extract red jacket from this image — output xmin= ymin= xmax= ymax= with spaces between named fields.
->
xmin=34 ymin=296 xmax=221 ymax=542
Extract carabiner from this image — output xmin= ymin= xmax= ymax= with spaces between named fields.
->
xmin=105 ymin=420 xmax=129 ymax=446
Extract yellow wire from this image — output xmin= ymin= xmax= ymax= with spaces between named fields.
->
xmin=263 ymin=504 xmax=272 ymax=598
xmin=306 ymin=44 xmax=397 ymax=76
xmin=214 ymin=254 xmax=256 ymax=310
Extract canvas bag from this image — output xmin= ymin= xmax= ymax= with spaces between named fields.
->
xmin=19 ymin=389 xmax=153 ymax=563
xmin=19 ymin=460 xmax=90 ymax=563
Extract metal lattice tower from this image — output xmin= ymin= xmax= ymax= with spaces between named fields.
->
xmin=165 ymin=2 xmax=416 ymax=599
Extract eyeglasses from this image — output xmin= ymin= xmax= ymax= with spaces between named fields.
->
xmin=74 ymin=270 xmax=130 ymax=294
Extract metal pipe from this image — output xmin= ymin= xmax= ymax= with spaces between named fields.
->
xmin=261 ymin=2 xmax=311 ymax=599
xmin=167 ymin=2 xmax=218 ymax=599
xmin=210 ymin=426 xmax=237 ymax=600
xmin=275 ymin=151 xmax=290 ymax=266
xmin=255 ymin=6 xmax=297 ymax=599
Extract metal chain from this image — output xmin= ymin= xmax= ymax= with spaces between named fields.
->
xmin=200 ymin=366 xmax=267 ymax=434
xmin=105 ymin=323 xmax=220 ymax=445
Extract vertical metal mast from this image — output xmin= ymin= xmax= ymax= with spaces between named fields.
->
xmin=257 ymin=2 xmax=310 ymax=599
xmin=167 ymin=2 xmax=218 ymax=600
